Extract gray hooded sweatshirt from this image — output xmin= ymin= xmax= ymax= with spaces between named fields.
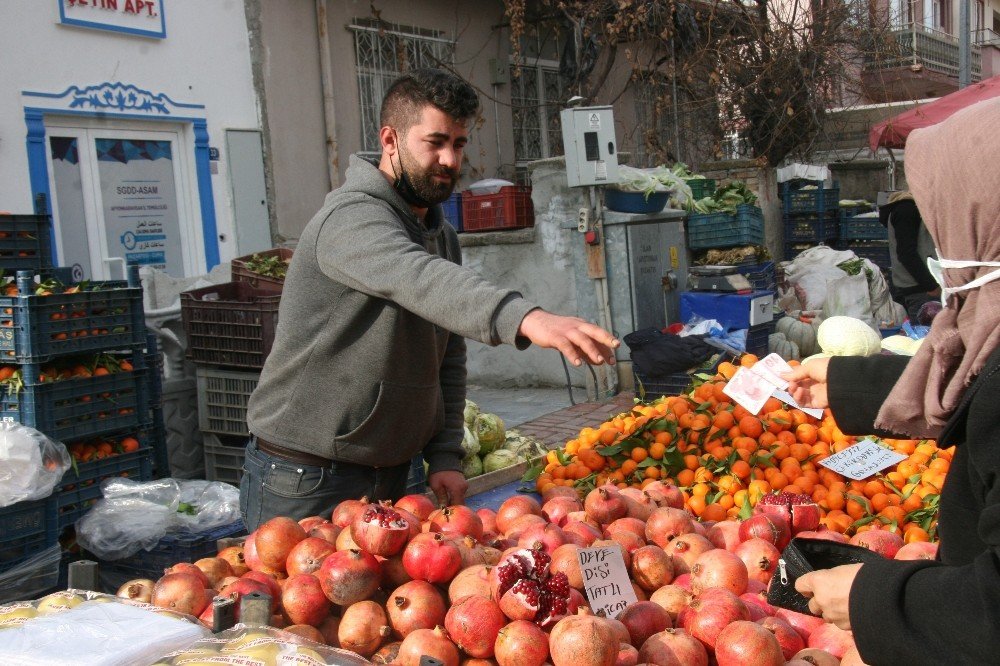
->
xmin=246 ymin=156 xmax=536 ymax=475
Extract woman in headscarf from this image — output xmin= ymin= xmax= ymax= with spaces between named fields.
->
xmin=781 ymin=97 xmax=1000 ymax=665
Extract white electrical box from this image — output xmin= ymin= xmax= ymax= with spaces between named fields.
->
xmin=560 ymin=105 xmax=620 ymax=188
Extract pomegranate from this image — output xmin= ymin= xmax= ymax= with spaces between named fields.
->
xmin=491 ymin=545 xmax=571 ymax=627
xmin=849 ymin=524 xmax=902 ymax=558
xmin=618 ymin=600 xmax=673 ymax=647
xmin=839 ymin=646 xmax=871 ymax=666
xmin=308 ymin=521 xmax=342 ymax=545
xmin=542 ymin=496 xmax=583 ymax=526
xmin=672 ymin=573 xmax=691 ymax=590
xmin=455 ymin=535 xmax=502 ymax=569
xmin=336 ymin=526 xmax=361 ymax=551
xmin=648 ymin=584 xmax=690 ymax=621
xmin=217 ymin=545 xmax=250 ymax=576
xmin=630 ymin=545 xmax=675 ymax=592
xmin=738 ymin=513 xmax=792 ymax=551
xmin=895 ymin=541 xmax=938 ymax=560
xmin=281 ymin=573 xmax=332 ymax=627
xmin=318 ymin=614 xmax=341 ymax=647
xmin=386 ymin=579 xmax=447 ymax=638
xmin=807 ymin=622 xmax=856 ymax=659
xmin=758 ymin=614 xmax=805 ymax=660
xmin=217 ymin=576 xmax=271 ymax=606
xmin=638 ymin=627 xmax=708 ymax=666
xmin=605 ymin=517 xmax=650 ymax=542
xmin=667 ymin=533 xmax=714 ymax=575
xmin=541 ymin=484 xmax=581 ymax=502
xmin=164 ymin=562 xmax=211 ymax=589
xmin=152 ymin=572 xmax=211 ymax=617
xmin=791 ymin=647 xmax=841 ymax=666
xmin=116 ymin=578 xmax=155 ymax=604
xmin=352 ymin=503 xmax=411 ymax=556
xmin=706 ymin=520 xmax=742 ymax=552
xmin=517 ymin=522 xmax=569 ymax=554
xmin=549 ymin=614 xmax=619 ymax=666
xmin=619 ymin=488 xmax=666 ymax=522
xmin=445 ymin=594 xmax=506 ymax=658
xmin=503 ymin=513 xmax=547 ymax=542
xmin=584 ymin=485 xmax=629 ymax=525
xmin=402 ymin=532 xmax=463 ymax=584
xmin=754 ymin=491 xmax=821 ymax=535
xmin=733 ymin=538 xmax=780 ymax=585
xmin=615 ymin=642 xmax=640 ymax=666
xmin=774 ymin=608 xmax=825 ymax=641
xmin=682 ymin=589 xmax=751 ymax=651
xmin=397 ymin=625 xmax=460 ymax=666
xmin=193 ymin=557 xmax=234 ymax=589
xmin=298 ymin=515 xmax=327 ymax=531
xmin=428 ymin=505 xmax=484 ymax=540
xmin=372 ymin=641 xmax=401 ymax=664
xmin=395 ymin=494 xmax=436 ymax=521
xmin=565 ymin=510 xmax=600 ymax=529
xmin=448 ymin=563 xmax=493 ymax=603
xmin=495 ymin=619 xmax=550 ymax=666
xmin=331 ymin=496 xmax=371 ymax=529
xmin=253 ymin=516 xmax=307 ymax=573
xmin=740 ymin=590 xmax=776 ymax=619
xmin=794 ymin=528 xmax=849 ymax=543
xmin=591 ymin=539 xmax=632 ymax=570
xmin=284 ymin=624 xmax=325 ymax=643
xmin=339 ymin=599 xmax=392 ymax=657
xmin=550 ymin=543 xmax=584 ymax=589
xmin=241 ymin=570 xmax=283 ymax=611
xmin=641 ymin=481 xmax=685 ymax=509
xmin=496 ymin=495 xmax=543 ymax=533
xmin=644 ymin=507 xmax=696 ymax=548
xmin=316 ymin=548 xmax=382 ymax=606
xmin=381 ymin=552 xmax=414 ymax=588
xmin=714 ymin=620 xmax=784 ymax=666
xmin=285 ymin=536 xmax=337 ymax=576
xmin=476 ymin=507 xmax=499 ymax=536
xmin=562 ymin=519 xmax=603 ymax=546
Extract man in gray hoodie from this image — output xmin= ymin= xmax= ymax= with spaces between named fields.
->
xmin=242 ymin=68 xmax=618 ymax=530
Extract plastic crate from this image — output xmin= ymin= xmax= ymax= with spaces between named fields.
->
xmin=461 ymin=186 xmax=534 ymax=233
xmin=841 ymin=241 xmax=891 ymax=269
xmin=745 ymin=321 xmax=776 ymax=357
xmin=686 ymin=179 xmax=716 ymax=200
xmin=0 ymin=266 xmax=145 ymax=363
xmin=781 ymin=181 xmax=840 ymax=216
xmin=0 ymin=354 xmax=150 ymax=443
xmin=54 ymin=443 xmax=155 ymax=529
xmin=0 ymin=544 xmax=61 ymax=604
xmin=196 ymin=366 xmax=260 ymax=437
xmin=783 ymin=214 xmax=838 ymax=243
xmin=230 ymin=248 xmax=293 ymax=293
xmin=181 ymin=281 xmax=281 ymax=369
xmin=204 ymin=433 xmax=248 ymax=486
xmin=784 ymin=242 xmax=831 ymax=261
xmin=632 ymin=370 xmax=696 ymax=398
xmin=97 ymin=521 xmax=246 ymax=591
xmin=839 ymin=216 xmax=888 ymax=241
xmin=0 ymin=214 xmax=54 ymax=272
xmin=605 ymin=189 xmax=668 ymax=214
xmin=0 ymin=498 xmax=58 ymax=570
xmin=734 ymin=262 xmax=777 ymax=292
xmin=441 ymin=193 xmax=464 ymax=232
xmin=687 ymin=204 xmax=764 ymax=249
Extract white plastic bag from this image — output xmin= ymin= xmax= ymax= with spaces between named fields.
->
xmin=823 ymin=272 xmax=876 ymax=329
xmin=0 ymin=423 xmax=71 ymax=508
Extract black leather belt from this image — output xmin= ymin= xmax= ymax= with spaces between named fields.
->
xmin=255 ymin=437 xmax=334 ymax=468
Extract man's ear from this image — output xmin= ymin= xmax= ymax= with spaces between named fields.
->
xmin=380 ymin=126 xmax=399 ymax=156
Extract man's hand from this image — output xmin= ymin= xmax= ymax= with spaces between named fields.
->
xmin=518 ymin=310 xmax=619 ymax=366
xmin=428 ymin=470 xmax=468 ymax=507
xmin=794 ymin=563 xmax=862 ymax=630
xmin=781 ymin=357 xmax=832 ymax=409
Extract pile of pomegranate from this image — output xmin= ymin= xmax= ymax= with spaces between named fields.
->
xmin=126 ymin=485 xmax=937 ymax=666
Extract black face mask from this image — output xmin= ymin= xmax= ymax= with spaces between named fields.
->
xmin=390 ymin=130 xmax=456 ymax=209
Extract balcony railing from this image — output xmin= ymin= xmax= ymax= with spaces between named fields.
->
xmin=974 ymin=28 xmax=1000 ymax=47
xmin=865 ymin=23 xmax=981 ymax=80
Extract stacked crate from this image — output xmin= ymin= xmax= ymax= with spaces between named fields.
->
xmin=836 ymin=204 xmax=889 ymax=272
xmin=781 ymin=179 xmax=840 ymax=261
xmin=0 ymin=205 xmax=163 ymax=602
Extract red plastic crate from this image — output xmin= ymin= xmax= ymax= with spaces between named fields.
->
xmin=461 ymin=186 xmax=534 ymax=233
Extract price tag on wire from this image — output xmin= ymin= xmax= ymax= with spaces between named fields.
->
xmin=817 ymin=439 xmax=907 ymax=480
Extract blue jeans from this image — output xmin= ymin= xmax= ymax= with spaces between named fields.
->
xmin=239 ymin=437 xmax=411 ymax=532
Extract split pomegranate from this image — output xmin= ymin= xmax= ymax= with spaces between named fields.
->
xmin=116 ymin=578 xmax=155 ymax=604
xmin=754 ymin=491 xmax=821 ymax=536
xmin=491 ymin=545 xmax=571 ymax=627
xmin=351 ymin=503 xmax=411 ymax=556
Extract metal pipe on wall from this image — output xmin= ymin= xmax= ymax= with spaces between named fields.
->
xmin=316 ymin=0 xmax=341 ymax=190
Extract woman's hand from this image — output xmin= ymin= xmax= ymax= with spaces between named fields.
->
xmin=794 ymin=563 xmax=862 ymax=630
xmin=781 ymin=357 xmax=832 ymax=409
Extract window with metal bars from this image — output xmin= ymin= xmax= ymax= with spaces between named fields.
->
xmin=350 ymin=20 xmax=455 ymax=157
xmin=510 ymin=60 xmax=565 ymax=183
xmin=632 ymin=76 xmax=672 ymax=168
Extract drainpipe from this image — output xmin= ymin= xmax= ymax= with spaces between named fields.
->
xmin=316 ymin=0 xmax=340 ymax=190
xmin=959 ymin=0 xmax=971 ymax=87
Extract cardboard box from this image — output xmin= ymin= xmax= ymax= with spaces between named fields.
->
xmin=680 ymin=290 xmax=775 ymax=330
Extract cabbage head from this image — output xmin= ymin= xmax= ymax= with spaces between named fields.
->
xmin=475 ymin=413 xmax=506 ymax=455
xmin=461 ymin=425 xmax=480 ymax=458
xmin=482 ymin=449 xmax=518 ymax=473
xmin=462 ymin=454 xmax=483 ymax=478
xmin=503 ymin=436 xmax=548 ymax=462
xmin=464 ymin=399 xmax=480 ymax=427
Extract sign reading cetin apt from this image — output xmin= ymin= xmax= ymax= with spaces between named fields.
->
xmin=58 ymin=0 xmax=166 ymax=39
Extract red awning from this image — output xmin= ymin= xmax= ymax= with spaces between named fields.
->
xmin=868 ymin=74 xmax=1000 ymax=152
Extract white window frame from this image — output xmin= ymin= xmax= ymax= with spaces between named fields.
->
xmin=509 ymin=57 xmax=565 ymax=177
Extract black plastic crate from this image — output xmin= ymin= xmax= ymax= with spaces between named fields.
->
xmin=688 ymin=205 xmax=765 ymax=249
xmin=735 ymin=262 xmax=777 ymax=292
xmin=55 ymin=438 xmax=155 ymax=529
xmin=746 ymin=321 xmax=776 ymax=357
xmin=781 ymin=181 xmax=840 ymax=216
xmin=633 ymin=370 xmax=695 ymax=398
xmin=195 ymin=366 xmax=260 ymax=437
xmin=0 ymin=265 xmax=145 ymax=363
xmin=0 ymin=498 xmax=58 ymax=571
xmin=0 ymin=352 xmax=150 ymax=443
xmin=181 ymin=282 xmax=281 ymax=369
xmin=783 ymin=214 xmax=838 ymax=242
xmin=839 ymin=216 xmax=887 ymax=241
xmin=0 ymin=214 xmax=54 ymax=272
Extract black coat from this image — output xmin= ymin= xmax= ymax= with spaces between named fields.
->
xmin=827 ymin=347 xmax=1000 ymax=665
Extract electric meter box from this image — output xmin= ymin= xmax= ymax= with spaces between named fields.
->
xmin=560 ymin=106 xmax=620 ymax=188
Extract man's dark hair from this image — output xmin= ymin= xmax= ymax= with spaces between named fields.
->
xmin=380 ymin=68 xmax=480 ymax=133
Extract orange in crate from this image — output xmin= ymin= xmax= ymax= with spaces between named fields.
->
xmin=461 ymin=186 xmax=534 ymax=232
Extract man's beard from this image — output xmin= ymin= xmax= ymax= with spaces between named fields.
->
xmin=395 ymin=146 xmax=458 ymax=207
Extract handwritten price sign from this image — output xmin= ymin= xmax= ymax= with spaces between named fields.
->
xmin=818 ymin=439 xmax=906 ymax=481
xmin=577 ymin=546 xmax=637 ymax=619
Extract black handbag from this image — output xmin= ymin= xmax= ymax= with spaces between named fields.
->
xmin=766 ymin=537 xmax=885 ymax=616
